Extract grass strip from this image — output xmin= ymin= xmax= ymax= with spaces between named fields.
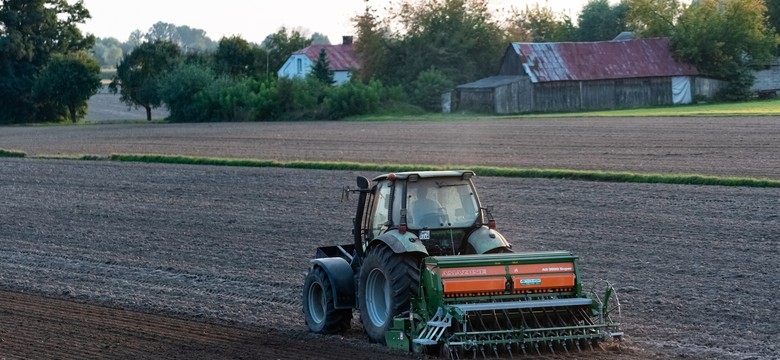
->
xmin=0 ymin=148 xmax=27 ymax=158
xmin=109 ymin=154 xmax=780 ymax=188
xmin=33 ymin=154 xmax=107 ymax=160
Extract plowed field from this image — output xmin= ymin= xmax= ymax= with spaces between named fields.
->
xmin=1 ymin=118 xmax=778 ymax=359
xmin=1 ymin=117 xmax=779 ymax=179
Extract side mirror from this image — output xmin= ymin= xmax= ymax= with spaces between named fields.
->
xmin=356 ymin=176 xmax=370 ymax=190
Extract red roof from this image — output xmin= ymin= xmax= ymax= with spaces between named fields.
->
xmin=297 ymin=44 xmax=361 ymax=71
xmin=511 ymin=38 xmax=698 ymax=83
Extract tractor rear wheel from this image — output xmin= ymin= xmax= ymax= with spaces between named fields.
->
xmin=358 ymin=245 xmax=420 ymax=344
xmin=303 ymin=266 xmax=351 ymax=334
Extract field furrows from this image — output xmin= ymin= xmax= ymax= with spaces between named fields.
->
xmin=0 ymin=290 xmax=411 ymax=360
xmin=1 ymin=153 xmax=778 ymax=359
xmin=1 ymin=117 xmax=779 ymax=179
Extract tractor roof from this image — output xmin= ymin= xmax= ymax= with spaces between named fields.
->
xmin=372 ymin=170 xmax=475 ymax=182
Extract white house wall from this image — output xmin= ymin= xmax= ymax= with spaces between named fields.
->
xmin=278 ymin=54 xmax=353 ymax=85
xmin=332 ymin=71 xmax=351 ymax=85
xmin=277 ymin=54 xmax=313 ymax=79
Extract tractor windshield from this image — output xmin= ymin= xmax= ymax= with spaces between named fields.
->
xmin=406 ymin=178 xmax=479 ymax=229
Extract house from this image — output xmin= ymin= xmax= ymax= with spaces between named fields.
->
xmin=455 ymin=38 xmax=726 ymax=114
xmin=277 ymin=36 xmax=361 ymax=85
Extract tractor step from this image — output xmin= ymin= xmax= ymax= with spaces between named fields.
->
xmin=413 ymin=308 xmax=453 ymax=346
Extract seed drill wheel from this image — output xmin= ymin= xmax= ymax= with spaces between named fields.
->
xmin=358 ymin=245 xmax=420 ymax=344
xmin=302 ymin=266 xmax=351 ymax=334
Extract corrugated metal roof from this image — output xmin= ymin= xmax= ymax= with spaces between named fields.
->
xmin=512 ymin=38 xmax=698 ymax=83
xmin=457 ymin=76 xmax=525 ymax=89
xmin=297 ymin=44 xmax=361 ymax=71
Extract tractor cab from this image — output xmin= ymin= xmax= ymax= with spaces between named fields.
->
xmin=358 ymin=171 xmax=510 ymax=256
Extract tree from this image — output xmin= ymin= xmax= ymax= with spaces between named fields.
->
xmin=175 ymin=25 xmax=216 ymax=52
xmin=352 ymin=2 xmax=392 ymax=82
xmin=625 ymin=0 xmax=685 ymax=37
xmin=143 ymin=22 xmax=216 ymax=52
xmin=33 ymin=52 xmax=101 ymax=122
xmin=0 ymin=0 xmax=94 ymax=123
xmin=109 ymin=40 xmax=182 ymax=120
xmin=310 ymin=48 xmax=335 ymax=85
xmin=310 ymin=32 xmax=331 ymax=45
xmin=215 ymin=35 xmax=256 ymax=77
xmin=144 ymin=22 xmax=177 ymax=43
xmin=672 ymin=0 xmax=778 ymax=99
xmin=261 ymin=27 xmax=312 ymax=78
xmin=390 ymin=0 xmax=509 ymax=86
xmin=768 ymin=0 xmax=780 ymax=37
xmin=409 ymin=67 xmax=453 ymax=112
xmin=577 ymin=0 xmax=630 ymax=41
xmin=510 ymin=3 xmax=576 ymax=42
xmin=123 ymin=30 xmax=143 ymax=54
xmin=158 ymin=62 xmax=215 ymax=122
xmin=92 ymin=37 xmax=124 ymax=67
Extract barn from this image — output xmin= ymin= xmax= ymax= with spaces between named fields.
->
xmin=454 ymin=38 xmax=725 ymax=114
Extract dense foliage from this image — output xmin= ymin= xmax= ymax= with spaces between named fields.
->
xmin=0 ymin=0 xmax=96 ymax=123
xmin=109 ymin=40 xmax=182 ymax=120
xmin=3 ymin=0 xmax=778 ymax=123
xmin=672 ymin=0 xmax=777 ymax=100
xmin=33 ymin=51 xmax=101 ymax=122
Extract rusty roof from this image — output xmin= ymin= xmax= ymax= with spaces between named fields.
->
xmin=511 ymin=38 xmax=698 ymax=83
xmin=297 ymin=44 xmax=361 ymax=71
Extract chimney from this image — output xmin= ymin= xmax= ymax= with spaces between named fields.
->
xmin=342 ymin=36 xmax=353 ymax=45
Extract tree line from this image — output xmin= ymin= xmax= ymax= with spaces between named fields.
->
xmin=1 ymin=0 xmax=779 ymax=124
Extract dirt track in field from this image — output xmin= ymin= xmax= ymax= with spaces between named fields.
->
xmin=1 ymin=156 xmax=777 ymax=359
xmin=1 ymin=117 xmax=779 ymax=179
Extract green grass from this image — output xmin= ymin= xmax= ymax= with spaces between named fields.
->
xmin=351 ymin=98 xmax=780 ymax=121
xmin=0 ymin=148 xmax=26 ymax=158
xmin=108 ymin=154 xmax=780 ymax=188
xmin=34 ymin=154 xmax=106 ymax=160
xmin=565 ymin=98 xmax=780 ymax=117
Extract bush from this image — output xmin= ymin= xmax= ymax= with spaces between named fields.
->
xmin=409 ymin=68 xmax=453 ymax=112
xmin=195 ymin=78 xmax=260 ymax=122
xmin=159 ymin=62 xmax=215 ymax=122
xmin=325 ymin=80 xmax=382 ymax=118
xmin=716 ymin=65 xmax=756 ymax=102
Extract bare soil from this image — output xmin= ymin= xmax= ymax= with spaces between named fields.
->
xmin=1 ymin=117 xmax=779 ymax=179
xmin=0 ymin=158 xmax=777 ymax=359
xmin=85 ymin=87 xmax=169 ymax=122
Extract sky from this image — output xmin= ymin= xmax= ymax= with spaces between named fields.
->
xmin=78 ymin=0 xmax=592 ymax=44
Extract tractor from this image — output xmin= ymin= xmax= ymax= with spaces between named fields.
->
xmin=303 ymin=170 xmax=622 ymax=357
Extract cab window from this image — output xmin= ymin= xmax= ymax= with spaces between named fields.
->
xmin=370 ymin=181 xmax=392 ymax=239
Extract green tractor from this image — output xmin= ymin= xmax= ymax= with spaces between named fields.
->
xmin=303 ymin=170 xmax=621 ymax=357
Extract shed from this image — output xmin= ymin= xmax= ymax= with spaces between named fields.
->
xmin=751 ymin=59 xmax=780 ymax=96
xmin=456 ymin=38 xmax=725 ymax=114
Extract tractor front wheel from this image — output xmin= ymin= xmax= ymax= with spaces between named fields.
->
xmin=303 ymin=266 xmax=351 ymax=334
xmin=358 ymin=245 xmax=420 ymax=344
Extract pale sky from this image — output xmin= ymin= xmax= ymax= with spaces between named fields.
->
xmin=78 ymin=0 xmax=592 ymax=44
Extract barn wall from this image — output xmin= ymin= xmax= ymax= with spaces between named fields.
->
xmin=530 ymin=77 xmax=673 ymax=112
xmin=692 ymin=77 xmax=727 ymax=99
xmin=532 ymin=82 xmax=581 ymax=112
xmin=458 ymin=75 xmax=699 ymax=114
xmin=613 ymin=77 xmax=671 ymax=107
xmin=580 ymin=80 xmax=616 ymax=109
xmin=498 ymin=47 xmax=524 ymax=76
xmin=751 ymin=61 xmax=780 ymax=92
xmin=457 ymin=89 xmax=495 ymax=113
xmin=493 ymin=81 xmax=531 ymax=114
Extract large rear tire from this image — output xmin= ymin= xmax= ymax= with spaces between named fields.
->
xmin=303 ymin=266 xmax=351 ymax=334
xmin=358 ymin=245 xmax=420 ymax=344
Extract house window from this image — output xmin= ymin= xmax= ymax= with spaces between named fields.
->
xmin=297 ymin=59 xmax=302 ymax=74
